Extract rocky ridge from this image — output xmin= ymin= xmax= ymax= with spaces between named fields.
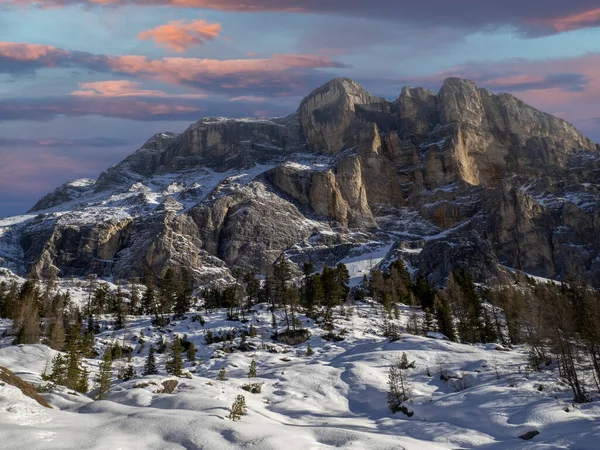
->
xmin=1 ymin=77 xmax=599 ymax=287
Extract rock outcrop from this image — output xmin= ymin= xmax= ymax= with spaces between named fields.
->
xmin=0 ymin=366 xmax=51 ymax=408
xmin=2 ymin=77 xmax=600 ymax=287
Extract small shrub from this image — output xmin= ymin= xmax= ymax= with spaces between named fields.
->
xmin=151 ymin=316 xmax=170 ymax=328
xmin=322 ymin=331 xmax=344 ymax=342
xmin=241 ymin=382 xmax=263 ymax=394
xmin=218 ymin=368 xmax=227 ymax=381
xmin=399 ymin=353 xmax=415 ymax=370
xmin=228 ymin=394 xmax=247 ymax=421
xmin=306 ymin=343 xmax=314 ymax=357
xmin=191 ymin=315 xmax=206 ymax=326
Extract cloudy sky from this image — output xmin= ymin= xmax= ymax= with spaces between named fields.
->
xmin=1 ymin=1 xmax=600 ymax=216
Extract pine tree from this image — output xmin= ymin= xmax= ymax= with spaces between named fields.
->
xmin=95 ymin=349 xmax=113 ymax=400
xmin=122 ymin=365 xmax=136 ymax=381
xmin=49 ymin=353 xmax=68 ymax=386
xmin=306 ymin=343 xmax=314 ymax=357
xmin=166 ymin=337 xmax=184 ymax=376
xmin=399 ymin=352 xmax=410 ymax=370
xmin=77 ymin=366 xmax=89 ymax=394
xmin=159 ymin=268 xmax=177 ymax=314
xmin=322 ymin=266 xmax=344 ymax=324
xmin=186 ymin=341 xmax=196 ymax=364
xmin=423 ymin=308 xmax=434 ymax=335
xmin=129 ymin=281 xmax=141 ymax=315
xmin=249 ymin=323 xmax=256 ymax=337
xmin=143 ymin=346 xmax=158 ymax=375
xmin=113 ymin=286 xmax=126 ymax=330
xmin=64 ymin=324 xmax=87 ymax=390
xmin=217 ymin=368 xmax=226 ymax=381
xmin=244 ymin=271 xmax=261 ymax=309
xmin=387 ymin=363 xmax=411 ymax=415
xmin=248 ymin=359 xmax=257 ymax=378
xmin=227 ymin=394 xmax=247 ymax=421
xmin=142 ymin=285 xmax=156 ymax=316
xmin=434 ymin=295 xmax=456 ymax=341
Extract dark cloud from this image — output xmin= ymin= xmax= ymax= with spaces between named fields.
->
xmin=0 ymin=94 xmax=297 ymax=121
xmin=0 ymin=136 xmax=135 ymax=147
xmin=5 ymin=1 xmax=600 ymax=35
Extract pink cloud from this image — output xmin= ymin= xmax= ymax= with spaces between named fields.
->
xmin=0 ymin=151 xmax=88 ymax=194
xmin=0 ymin=42 xmax=67 ymax=61
xmin=138 ymin=19 xmax=222 ymax=53
xmin=228 ymin=95 xmax=270 ymax=103
xmin=71 ymin=80 xmax=207 ymax=98
xmin=0 ymin=42 xmax=346 ymax=95
xmin=529 ymin=8 xmax=600 ymax=33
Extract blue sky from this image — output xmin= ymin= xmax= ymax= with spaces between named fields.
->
xmin=1 ymin=1 xmax=600 ymax=216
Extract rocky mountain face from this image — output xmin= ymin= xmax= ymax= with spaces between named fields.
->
xmin=1 ymin=77 xmax=599 ymax=287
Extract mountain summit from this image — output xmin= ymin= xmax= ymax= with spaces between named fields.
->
xmin=1 ymin=78 xmax=599 ymax=287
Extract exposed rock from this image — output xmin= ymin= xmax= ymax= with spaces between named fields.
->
xmin=2 ymin=77 xmax=600 ymax=287
xmin=29 ymin=179 xmax=95 ymax=212
xmin=299 ymin=78 xmax=391 ymax=155
xmin=0 ymin=366 xmax=51 ymax=408
xmin=276 ymin=329 xmax=311 ymax=346
xmin=161 ymin=379 xmax=178 ymax=394
xmin=518 ymin=430 xmax=540 ymax=440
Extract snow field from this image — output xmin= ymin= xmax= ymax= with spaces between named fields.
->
xmin=0 ymin=302 xmax=598 ymax=449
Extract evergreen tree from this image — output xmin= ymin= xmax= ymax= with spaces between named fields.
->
xmin=446 ymin=271 xmax=486 ymax=343
xmin=303 ymin=273 xmax=324 ymax=317
xmin=64 ymin=323 xmax=87 ymax=390
xmin=186 ymin=341 xmax=196 ymax=364
xmin=217 ymin=368 xmax=226 ymax=381
xmin=95 ymin=349 xmax=113 ymax=400
xmin=129 ymin=281 xmax=142 ymax=315
xmin=166 ymin=336 xmax=184 ymax=376
xmin=77 ymin=366 xmax=89 ymax=394
xmin=412 ymin=275 xmax=436 ymax=310
xmin=142 ymin=285 xmax=156 ymax=316
xmin=243 ymin=271 xmax=261 ymax=309
xmin=227 ymin=394 xmax=247 ymax=421
xmin=248 ymin=359 xmax=257 ymax=378
xmin=113 ymin=286 xmax=126 ymax=330
xmin=49 ymin=353 xmax=68 ymax=386
xmin=322 ymin=266 xmax=344 ymax=324
xmin=173 ymin=290 xmax=192 ymax=317
xmin=423 ymin=308 xmax=434 ymax=335
xmin=306 ymin=343 xmax=314 ymax=356
xmin=122 ymin=365 xmax=136 ymax=381
xmin=434 ymin=296 xmax=456 ymax=341
xmin=159 ymin=268 xmax=177 ymax=314
xmin=143 ymin=346 xmax=158 ymax=375
xmin=387 ymin=363 xmax=411 ymax=415
xmin=92 ymin=284 xmax=110 ymax=315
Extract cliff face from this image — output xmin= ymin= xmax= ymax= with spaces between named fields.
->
xmin=3 ymin=77 xmax=599 ymax=287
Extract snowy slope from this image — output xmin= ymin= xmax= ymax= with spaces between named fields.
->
xmin=0 ymin=301 xmax=598 ymax=450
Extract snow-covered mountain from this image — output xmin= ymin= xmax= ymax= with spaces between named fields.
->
xmin=2 ymin=77 xmax=600 ymax=287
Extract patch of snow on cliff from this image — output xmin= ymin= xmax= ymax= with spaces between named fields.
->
xmin=339 ymin=242 xmax=395 ymax=287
